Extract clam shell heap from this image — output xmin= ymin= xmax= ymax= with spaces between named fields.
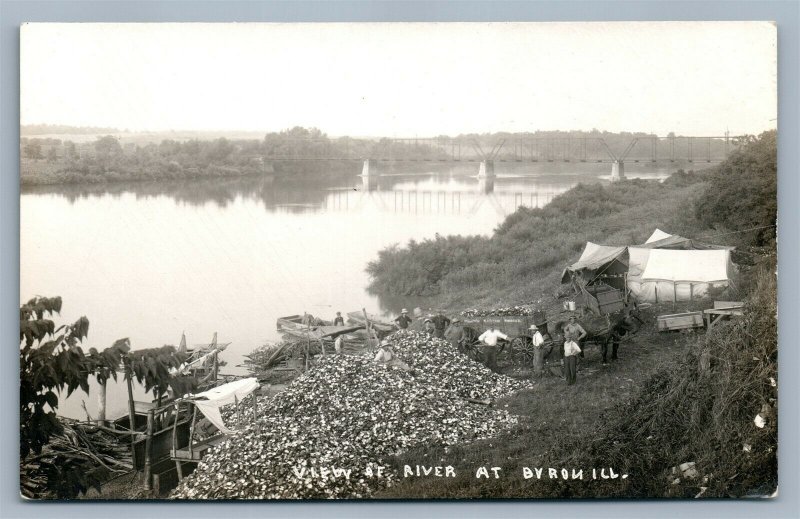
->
xmin=171 ymin=330 xmax=530 ymax=499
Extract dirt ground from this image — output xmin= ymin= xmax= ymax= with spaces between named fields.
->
xmin=378 ymin=307 xmax=696 ymax=498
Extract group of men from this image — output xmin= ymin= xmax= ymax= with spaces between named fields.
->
xmin=387 ymin=307 xmax=594 ymax=385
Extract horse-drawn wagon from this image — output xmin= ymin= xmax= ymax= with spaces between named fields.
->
xmin=456 ymin=305 xmax=642 ymax=367
xmin=457 ymin=311 xmax=550 ymax=365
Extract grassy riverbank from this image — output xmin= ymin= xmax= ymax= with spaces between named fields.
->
xmin=366 ymin=131 xmax=776 ymax=311
xmin=367 ymin=171 xmax=712 ymax=306
xmin=371 ymin=131 xmax=777 ymax=498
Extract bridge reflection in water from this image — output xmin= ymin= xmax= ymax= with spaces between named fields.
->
xmin=322 ymin=175 xmax=563 ymax=217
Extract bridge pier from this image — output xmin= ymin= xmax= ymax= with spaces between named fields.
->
xmin=477 ymin=177 xmax=495 ymax=194
xmin=477 ymin=160 xmax=495 ymax=179
xmin=362 ymin=159 xmax=378 ymax=177
xmin=610 ymin=160 xmax=625 ymax=181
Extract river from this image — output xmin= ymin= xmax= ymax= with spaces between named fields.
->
xmin=20 ymin=163 xmax=673 ymax=419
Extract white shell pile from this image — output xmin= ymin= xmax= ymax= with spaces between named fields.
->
xmin=171 ymin=331 xmax=529 ymax=499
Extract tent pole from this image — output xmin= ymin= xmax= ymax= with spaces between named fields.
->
xmin=673 ymin=282 xmax=677 ymax=310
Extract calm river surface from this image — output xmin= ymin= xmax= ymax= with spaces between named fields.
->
xmin=21 ymin=164 xmax=672 ymax=419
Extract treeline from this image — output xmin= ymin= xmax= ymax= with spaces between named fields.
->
xmin=365 ymin=130 xmax=777 ymax=307
xmin=19 ymin=126 xmax=450 ymax=185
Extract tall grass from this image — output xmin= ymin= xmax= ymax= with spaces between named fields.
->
xmin=367 ymin=175 xmax=712 ymax=307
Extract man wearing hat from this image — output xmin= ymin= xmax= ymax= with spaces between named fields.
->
xmin=529 ymin=324 xmax=546 ymax=377
xmin=333 ymin=311 xmax=345 ymax=326
xmin=562 ymin=314 xmax=587 ymax=385
xmin=423 ymin=318 xmax=437 ymax=337
xmin=374 ymin=339 xmax=411 ymax=372
xmin=444 ymin=318 xmax=467 ymax=353
xmin=431 ymin=312 xmax=451 ymax=339
xmin=394 ymin=309 xmax=413 ymax=330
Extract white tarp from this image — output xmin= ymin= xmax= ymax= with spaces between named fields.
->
xmin=641 ymin=249 xmax=730 ymax=282
xmin=191 ymin=377 xmax=260 ymax=434
xmin=629 ymin=249 xmax=732 ymax=302
xmin=645 ymin=228 xmax=672 ymax=244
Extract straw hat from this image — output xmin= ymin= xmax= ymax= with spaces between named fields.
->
xmin=401 ymin=308 xmax=408 ymax=313
xmin=529 ymin=324 xmax=538 ymax=330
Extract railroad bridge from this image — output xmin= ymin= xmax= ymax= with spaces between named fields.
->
xmin=262 ymin=133 xmax=742 ymax=181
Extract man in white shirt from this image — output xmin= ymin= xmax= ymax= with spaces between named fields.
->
xmin=478 ymin=327 xmax=508 ymax=371
xmin=530 ymin=324 xmax=546 ymax=377
xmin=563 ymin=321 xmax=583 ymax=385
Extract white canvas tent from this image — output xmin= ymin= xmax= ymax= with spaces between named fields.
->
xmin=628 ymin=248 xmax=734 ymax=302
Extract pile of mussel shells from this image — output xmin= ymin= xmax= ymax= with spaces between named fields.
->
xmin=171 ymin=331 xmax=528 ymax=499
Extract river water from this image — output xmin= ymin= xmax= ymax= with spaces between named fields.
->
xmin=20 ymin=164 xmax=672 ymax=419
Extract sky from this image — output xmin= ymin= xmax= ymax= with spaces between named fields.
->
xmin=20 ymin=22 xmax=777 ymax=138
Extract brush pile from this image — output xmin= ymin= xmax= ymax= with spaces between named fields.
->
xmin=20 ymin=419 xmax=133 ymax=499
xmin=171 ymin=331 xmax=529 ymax=499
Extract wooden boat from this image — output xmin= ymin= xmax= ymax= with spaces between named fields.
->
xmin=346 ymin=311 xmax=395 ymax=332
xmin=276 ymin=314 xmax=332 ymax=333
xmin=279 ymin=324 xmax=365 ymax=342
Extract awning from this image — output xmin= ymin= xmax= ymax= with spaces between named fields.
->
xmin=562 ymin=242 xmax=628 ymax=283
xmin=190 ymin=378 xmax=260 ymax=434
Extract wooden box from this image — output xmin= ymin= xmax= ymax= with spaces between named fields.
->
xmin=657 ymin=311 xmax=704 ymax=332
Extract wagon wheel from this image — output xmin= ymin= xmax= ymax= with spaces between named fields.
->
xmin=510 ymin=336 xmax=534 ymax=365
xmin=462 ymin=338 xmax=484 ymax=363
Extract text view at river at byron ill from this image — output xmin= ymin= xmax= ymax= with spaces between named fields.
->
xmin=20 ymin=165 xmax=671 ymax=419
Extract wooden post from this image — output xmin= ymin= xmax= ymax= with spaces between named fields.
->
xmin=673 ymin=282 xmax=678 ymax=311
xmin=125 ymin=365 xmax=137 ymax=467
xmin=188 ymin=404 xmax=197 ymax=459
xmin=144 ymin=410 xmax=154 ymax=491
xmin=212 ymin=351 xmax=219 ymax=382
xmin=171 ymin=402 xmax=179 ymax=457
xmin=97 ymin=378 xmax=107 ymax=425
xmin=155 ymin=390 xmax=163 ymax=430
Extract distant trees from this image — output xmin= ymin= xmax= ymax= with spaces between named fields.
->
xmin=94 ymin=135 xmax=122 ymax=158
xmin=694 ymin=130 xmax=776 ymax=246
xmin=23 ymin=142 xmax=43 ymax=160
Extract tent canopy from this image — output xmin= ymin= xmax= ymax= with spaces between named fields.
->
xmin=645 ymin=228 xmax=672 ymax=244
xmin=641 ymin=228 xmax=733 ymax=251
xmin=561 ymin=242 xmax=628 ymax=286
xmin=189 ymin=377 xmax=260 ymax=434
xmin=640 ymin=249 xmax=731 ymax=283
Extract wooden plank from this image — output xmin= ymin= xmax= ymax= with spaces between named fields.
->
xmin=714 ymin=301 xmax=744 ymax=309
xmin=657 ymin=311 xmax=704 ymax=331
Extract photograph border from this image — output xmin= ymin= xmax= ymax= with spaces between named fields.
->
xmin=2 ymin=1 xmax=798 ymax=517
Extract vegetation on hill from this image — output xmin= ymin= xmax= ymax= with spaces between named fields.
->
xmin=376 ymin=130 xmax=777 ymax=499
xmin=366 ymin=130 xmax=777 ymax=309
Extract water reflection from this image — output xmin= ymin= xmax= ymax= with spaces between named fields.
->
xmin=21 ymin=163 xmax=676 ymax=419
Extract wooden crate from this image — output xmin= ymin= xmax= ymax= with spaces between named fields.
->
xmin=657 ymin=311 xmax=704 ymax=332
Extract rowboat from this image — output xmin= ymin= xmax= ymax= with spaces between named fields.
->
xmin=278 ymin=324 xmax=365 ymax=342
xmin=346 ymin=311 xmax=395 ymax=332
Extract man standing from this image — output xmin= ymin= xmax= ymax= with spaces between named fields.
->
xmin=431 ymin=313 xmax=451 ymax=339
xmin=563 ymin=314 xmax=587 ymax=358
xmin=333 ymin=311 xmax=345 ymax=326
xmin=529 ymin=324 xmax=546 ymax=377
xmin=478 ymin=327 xmax=508 ymax=372
xmin=444 ymin=318 xmax=466 ymax=353
xmin=563 ymin=337 xmax=582 ymax=385
xmin=394 ymin=309 xmax=413 ymax=330
xmin=423 ymin=318 xmax=437 ymax=337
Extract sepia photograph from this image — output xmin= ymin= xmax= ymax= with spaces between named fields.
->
xmin=18 ymin=21 xmax=778 ymax=501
